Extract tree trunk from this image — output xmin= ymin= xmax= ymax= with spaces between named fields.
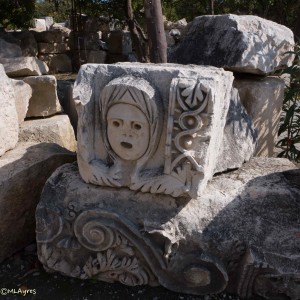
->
xmin=210 ymin=0 xmax=214 ymax=15
xmin=125 ymin=0 xmax=149 ymax=63
xmin=294 ymin=1 xmax=300 ymax=42
xmin=144 ymin=0 xmax=167 ymax=63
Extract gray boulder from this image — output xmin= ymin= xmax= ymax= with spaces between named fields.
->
xmin=0 ymin=65 xmax=18 ymax=157
xmin=23 ymin=75 xmax=62 ymax=117
xmin=169 ymin=14 xmax=295 ymax=75
xmin=0 ymin=57 xmax=49 ymax=77
xmin=11 ymin=79 xmax=32 ymax=124
xmin=19 ymin=114 xmax=77 ymax=152
xmin=0 ymin=38 xmax=22 ymax=58
xmin=0 ymin=142 xmax=76 ymax=262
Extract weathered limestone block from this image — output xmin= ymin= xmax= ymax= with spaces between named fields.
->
xmin=73 ymin=63 xmax=234 ymax=198
xmin=38 ymin=42 xmax=69 ymax=54
xmin=108 ymin=31 xmax=132 ymax=55
xmin=36 ymin=157 xmax=300 ymax=298
xmin=11 ymin=79 xmax=32 ymax=124
xmin=19 ymin=114 xmax=77 ymax=152
xmin=169 ymin=14 xmax=295 ymax=75
xmin=57 ymin=81 xmax=78 ymax=134
xmin=32 ymin=19 xmax=47 ymax=31
xmin=215 ymin=88 xmax=257 ymax=173
xmin=106 ymin=53 xmax=137 ymax=64
xmin=38 ymin=54 xmax=72 ymax=74
xmin=10 ymin=31 xmax=38 ymax=57
xmin=23 ymin=75 xmax=62 ymax=117
xmin=87 ymin=50 xmax=107 ymax=64
xmin=31 ymin=29 xmax=64 ymax=43
xmin=0 ymin=38 xmax=22 ymax=58
xmin=0 ymin=142 xmax=76 ymax=262
xmin=233 ymin=76 xmax=285 ymax=157
xmin=0 ymin=57 xmax=49 ymax=77
xmin=0 ymin=65 xmax=18 ymax=157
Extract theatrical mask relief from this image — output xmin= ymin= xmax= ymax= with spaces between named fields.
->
xmin=76 ymin=65 xmax=233 ymax=198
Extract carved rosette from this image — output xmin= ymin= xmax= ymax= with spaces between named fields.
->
xmin=165 ymin=78 xmax=213 ymax=197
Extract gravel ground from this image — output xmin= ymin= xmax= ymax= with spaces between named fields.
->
xmin=0 ymin=242 xmax=266 ymax=300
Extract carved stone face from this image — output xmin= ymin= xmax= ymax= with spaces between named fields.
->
xmin=107 ymin=103 xmax=150 ymax=161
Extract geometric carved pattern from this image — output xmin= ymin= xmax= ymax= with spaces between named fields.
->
xmin=165 ymin=78 xmax=212 ymax=174
xmin=164 ymin=78 xmax=213 ymax=198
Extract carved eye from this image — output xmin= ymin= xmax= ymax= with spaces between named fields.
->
xmin=112 ymin=120 xmax=120 ymax=127
xmin=133 ymin=123 xmax=142 ymax=130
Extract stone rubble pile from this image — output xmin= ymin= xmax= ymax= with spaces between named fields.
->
xmin=0 ymin=58 xmax=76 ymax=261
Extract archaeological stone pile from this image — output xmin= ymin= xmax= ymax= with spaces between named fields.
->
xmin=0 ymin=37 xmax=76 ymax=262
xmin=0 ymin=16 xmax=138 ymax=75
xmin=33 ymin=14 xmax=300 ymax=300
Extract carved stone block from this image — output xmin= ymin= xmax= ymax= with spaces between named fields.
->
xmin=36 ymin=158 xmax=300 ymax=298
xmin=73 ymin=63 xmax=234 ymax=198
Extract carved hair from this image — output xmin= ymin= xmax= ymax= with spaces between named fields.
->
xmin=100 ymin=76 xmax=161 ymax=170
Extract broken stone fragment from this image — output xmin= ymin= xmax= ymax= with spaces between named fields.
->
xmin=169 ymin=14 xmax=295 ymax=75
xmin=0 ymin=57 xmax=49 ymax=77
xmin=36 ymin=157 xmax=300 ymax=298
xmin=23 ymin=75 xmax=62 ymax=117
xmin=233 ymin=76 xmax=285 ymax=157
xmin=0 ymin=142 xmax=76 ymax=262
xmin=11 ymin=79 xmax=32 ymax=124
xmin=0 ymin=64 xmax=18 ymax=157
xmin=0 ymin=38 xmax=22 ymax=58
xmin=214 ymin=88 xmax=257 ymax=173
xmin=38 ymin=53 xmax=72 ymax=74
xmin=19 ymin=114 xmax=77 ymax=152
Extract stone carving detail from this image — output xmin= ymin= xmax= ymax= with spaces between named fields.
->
xmin=75 ymin=64 xmax=234 ymax=198
xmin=37 ymin=206 xmax=229 ymax=294
xmin=254 ymin=273 xmax=300 ymax=300
xmin=165 ymin=78 xmax=211 ymax=173
xmin=165 ymin=78 xmax=212 ymax=197
xmin=81 ymin=250 xmax=150 ymax=286
xmin=130 ymin=78 xmax=213 ymax=198
xmin=79 ymin=76 xmax=163 ymax=190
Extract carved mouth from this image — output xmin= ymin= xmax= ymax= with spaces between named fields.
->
xmin=121 ymin=142 xmax=133 ymax=149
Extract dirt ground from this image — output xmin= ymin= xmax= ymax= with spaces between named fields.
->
xmin=0 ymin=242 xmax=264 ymax=300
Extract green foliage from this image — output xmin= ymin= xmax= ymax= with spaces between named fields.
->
xmin=35 ymin=0 xmax=71 ymax=23
xmin=162 ymin=0 xmax=299 ymax=31
xmin=276 ymin=46 xmax=300 ymax=163
xmin=0 ymin=0 xmax=35 ymax=29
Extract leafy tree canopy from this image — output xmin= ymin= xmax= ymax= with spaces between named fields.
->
xmin=0 ymin=0 xmax=35 ymax=29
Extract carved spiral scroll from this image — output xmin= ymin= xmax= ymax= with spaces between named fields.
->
xmin=74 ymin=211 xmax=117 ymax=251
xmin=72 ymin=209 xmax=229 ymax=295
xmin=36 ymin=208 xmax=63 ymax=243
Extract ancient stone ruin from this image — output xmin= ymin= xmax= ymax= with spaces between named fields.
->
xmin=33 ymin=15 xmax=300 ymax=300
xmin=0 ymin=13 xmax=299 ymax=300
